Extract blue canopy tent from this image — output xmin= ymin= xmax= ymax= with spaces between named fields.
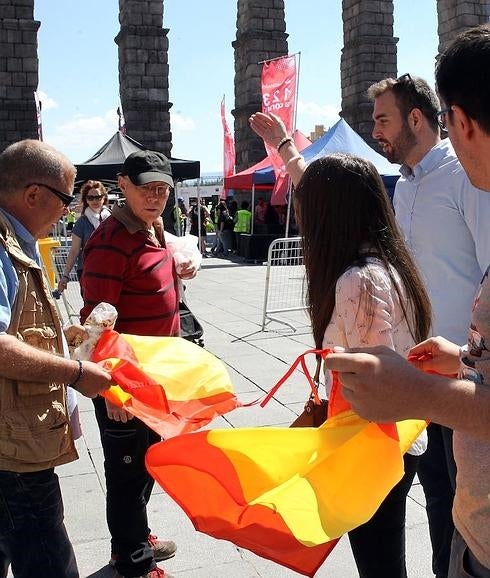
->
xmin=253 ymin=118 xmax=400 ymax=199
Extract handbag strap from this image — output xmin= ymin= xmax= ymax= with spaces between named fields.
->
xmin=240 ymin=348 xmax=330 ymax=409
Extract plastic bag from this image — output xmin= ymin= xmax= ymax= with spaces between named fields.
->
xmin=73 ymin=302 xmax=118 ymax=361
xmin=164 ymin=231 xmax=202 ymax=274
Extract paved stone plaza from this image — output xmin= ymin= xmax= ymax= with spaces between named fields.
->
xmin=9 ymin=256 xmax=437 ymax=578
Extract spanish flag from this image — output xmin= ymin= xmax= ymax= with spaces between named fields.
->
xmin=145 ymin=350 xmax=427 ymax=577
xmin=91 ymin=329 xmax=238 ymax=438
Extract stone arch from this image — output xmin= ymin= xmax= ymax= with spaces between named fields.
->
xmin=340 ymin=0 xmax=489 ymax=147
xmin=1 ymin=0 xmax=489 ymax=160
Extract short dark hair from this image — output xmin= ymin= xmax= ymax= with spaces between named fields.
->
xmin=436 ymin=23 xmax=490 ymax=135
xmin=240 ymin=200 xmax=249 ymax=210
xmin=367 ymin=75 xmax=440 ymax=133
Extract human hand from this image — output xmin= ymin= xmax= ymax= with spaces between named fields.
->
xmin=249 ymin=112 xmax=288 ymax=147
xmin=176 ymin=258 xmax=198 ymax=280
xmin=63 ymin=324 xmax=89 ymax=348
xmin=57 ymin=277 xmax=68 ymax=293
xmin=73 ymin=360 xmax=112 ymax=398
xmin=408 ymin=336 xmax=461 ymax=376
xmin=104 ymin=397 xmax=134 ymax=422
xmin=324 ymin=345 xmax=429 ymax=422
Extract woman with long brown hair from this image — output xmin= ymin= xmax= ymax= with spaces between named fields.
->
xmin=251 ymin=112 xmax=432 ymax=578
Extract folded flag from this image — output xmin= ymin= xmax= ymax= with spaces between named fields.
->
xmin=91 ymin=329 xmax=238 ymax=438
xmin=146 ymin=349 xmax=427 ymax=577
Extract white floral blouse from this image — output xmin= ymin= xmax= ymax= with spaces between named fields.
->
xmin=322 ymin=257 xmax=427 ymax=455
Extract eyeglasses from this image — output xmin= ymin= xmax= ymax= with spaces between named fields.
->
xmin=28 ymin=183 xmax=74 ymax=207
xmin=136 ymin=183 xmax=170 ymax=199
xmin=86 ymin=194 xmax=104 ymax=201
xmin=436 ymin=107 xmax=451 ymax=131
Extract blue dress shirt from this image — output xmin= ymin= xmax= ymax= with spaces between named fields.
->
xmin=0 ymin=208 xmax=40 ymax=333
xmin=394 ymin=138 xmax=490 ymax=345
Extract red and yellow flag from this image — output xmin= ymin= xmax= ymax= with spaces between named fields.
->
xmin=145 ymin=350 xmax=427 ymax=577
xmin=91 ymin=329 xmax=238 ymax=438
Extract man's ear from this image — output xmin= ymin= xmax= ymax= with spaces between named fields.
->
xmin=408 ymin=107 xmax=424 ymax=131
xmin=23 ymin=184 xmax=41 ymax=209
xmin=450 ymin=105 xmax=476 ymax=141
xmin=117 ymin=175 xmax=126 ymax=193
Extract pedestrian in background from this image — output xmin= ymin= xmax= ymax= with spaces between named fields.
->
xmin=57 ymin=180 xmax=111 ymax=297
xmin=189 ymin=199 xmax=209 ymax=256
xmin=233 ymin=200 xmax=252 ymax=235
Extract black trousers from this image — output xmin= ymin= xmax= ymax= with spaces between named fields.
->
xmin=418 ymin=423 xmax=457 ymax=578
xmin=93 ymin=396 xmax=161 ymax=577
xmin=348 ymin=452 xmax=419 ymax=578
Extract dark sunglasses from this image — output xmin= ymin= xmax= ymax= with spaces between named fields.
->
xmin=28 ymin=183 xmax=74 ymax=207
xmin=396 ymin=73 xmax=413 ymax=84
xmin=86 ymin=194 xmax=104 ymax=201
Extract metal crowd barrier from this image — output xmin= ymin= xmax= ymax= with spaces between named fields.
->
xmin=44 ymin=245 xmax=81 ymax=324
xmin=261 ymin=236 xmax=308 ymax=331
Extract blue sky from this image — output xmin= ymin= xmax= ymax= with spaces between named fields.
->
xmin=34 ymin=0 xmax=438 ymax=174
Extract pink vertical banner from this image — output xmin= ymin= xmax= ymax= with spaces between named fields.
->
xmin=221 ymin=96 xmax=236 ymax=197
xmin=261 ymin=54 xmax=297 ymax=205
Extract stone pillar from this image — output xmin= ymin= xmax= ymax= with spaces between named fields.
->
xmin=115 ymin=0 xmax=172 ymax=156
xmin=0 ymin=0 xmax=39 ymax=152
xmin=233 ymin=0 xmax=288 ymax=172
xmin=341 ymin=0 xmax=397 ymax=148
xmin=437 ymin=0 xmax=490 ymax=56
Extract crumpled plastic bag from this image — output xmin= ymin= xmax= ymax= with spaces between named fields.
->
xmin=164 ymin=231 xmax=202 ymax=274
xmin=73 ymin=302 xmax=118 ymax=361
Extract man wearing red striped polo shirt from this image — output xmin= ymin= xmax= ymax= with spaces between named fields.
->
xmin=80 ymin=150 xmax=197 ymax=578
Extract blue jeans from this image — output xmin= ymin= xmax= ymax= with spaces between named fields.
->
xmin=449 ymin=529 xmax=490 ymax=578
xmin=0 ymin=468 xmax=78 ymax=578
xmin=93 ymin=396 xmax=161 ymax=577
xmin=220 ymin=230 xmax=233 ymax=253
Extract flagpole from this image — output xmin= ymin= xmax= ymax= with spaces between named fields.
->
xmin=257 ymin=51 xmax=301 ymax=65
xmin=285 ymin=51 xmax=301 ymax=239
xmin=175 ymin=182 xmax=181 ymax=237
xmin=251 ymin=184 xmax=255 ymax=235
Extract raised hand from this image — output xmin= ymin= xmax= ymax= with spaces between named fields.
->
xmin=249 ymin=112 xmax=288 ymax=147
